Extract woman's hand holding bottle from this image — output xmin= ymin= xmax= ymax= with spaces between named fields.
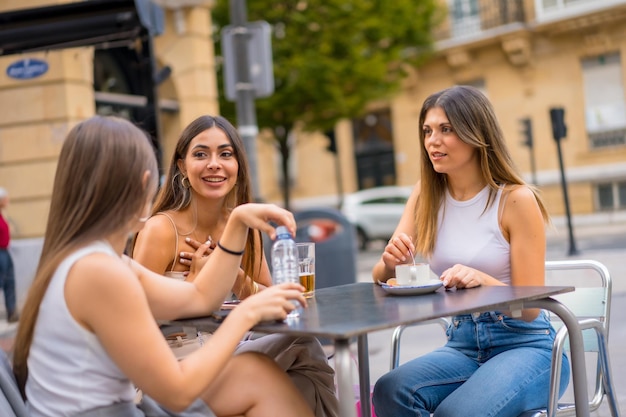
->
xmin=231 ymin=282 xmax=307 ymax=325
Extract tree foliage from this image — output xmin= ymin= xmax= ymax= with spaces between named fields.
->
xmin=211 ymin=0 xmax=441 ymax=207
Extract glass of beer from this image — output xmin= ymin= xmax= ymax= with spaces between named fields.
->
xmin=296 ymin=242 xmax=315 ymax=298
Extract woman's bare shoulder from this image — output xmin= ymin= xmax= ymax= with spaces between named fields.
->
xmin=501 ymin=184 xmax=536 ymax=203
xmin=500 ymin=184 xmax=542 ymax=223
xmin=134 ymin=212 xmax=178 ymax=256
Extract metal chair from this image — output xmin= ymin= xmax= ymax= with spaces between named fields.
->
xmin=389 ymin=260 xmax=620 ymax=417
xmin=389 ymin=316 xmax=450 ymax=371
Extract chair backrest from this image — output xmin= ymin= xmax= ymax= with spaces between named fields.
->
xmin=544 ymin=260 xmax=611 ymax=352
xmin=0 ymin=350 xmax=29 ymax=417
xmin=535 ymin=259 xmax=617 ymax=416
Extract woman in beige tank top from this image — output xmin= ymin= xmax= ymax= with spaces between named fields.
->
xmin=131 ymin=115 xmax=338 ymax=417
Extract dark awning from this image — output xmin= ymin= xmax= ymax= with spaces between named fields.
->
xmin=0 ymin=0 xmax=163 ymax=56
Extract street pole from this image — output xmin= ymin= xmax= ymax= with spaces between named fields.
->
xmin=550 ymin=108 xmax=579 ymax=256
xmin=229 ymin=0 xmax=261 ymax=201
xmin=555 ymin=138 xmax=579 ymax=256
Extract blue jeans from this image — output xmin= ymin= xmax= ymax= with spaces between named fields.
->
xmin=373 ymin=311 xmax=570 ymax=417
xmin=0 ymin=249 xmax=16 ymax=316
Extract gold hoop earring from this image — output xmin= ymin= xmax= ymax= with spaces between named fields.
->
xmin=181 ymin=176 xmax=191 ymax=189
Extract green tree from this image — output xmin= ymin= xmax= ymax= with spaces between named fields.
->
xmin=212 ymin=0 xmax=441 ymax=208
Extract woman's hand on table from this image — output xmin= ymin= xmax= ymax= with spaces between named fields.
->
xmin=440 ymin=264 xmax=484 ymax=289
xmin=235 ymin=282 xmax=307 ymax=323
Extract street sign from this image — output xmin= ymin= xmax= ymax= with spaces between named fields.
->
xmin=221 ymin=20 xmax=274 ymax=101
xmin=6 ymin=58 xmax=48 ymax=80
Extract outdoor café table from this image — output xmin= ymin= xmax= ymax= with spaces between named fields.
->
xmin=167 ymin=282 xmax=588 ymax=417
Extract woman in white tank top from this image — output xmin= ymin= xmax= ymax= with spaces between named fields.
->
xmin=372 ymin=86 xmax=570 ymax=417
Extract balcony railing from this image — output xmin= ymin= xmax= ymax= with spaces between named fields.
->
xmin=434 ymin=0 xmax=526 ymax=43
xmin=535 ymin=0 xmax=626 ymax=23
xmin=589 ymin=127 xmax=626 ymax=149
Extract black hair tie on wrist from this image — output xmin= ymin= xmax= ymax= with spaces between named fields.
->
xmin=217 ymin=240 xmax=245 ymax=256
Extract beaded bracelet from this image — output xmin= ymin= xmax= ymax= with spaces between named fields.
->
xmin=216 ymin=240 xmax=245 ymax=256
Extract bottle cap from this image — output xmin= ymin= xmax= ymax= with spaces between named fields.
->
xmin=275 ymin=225 xmax=292 ymax=240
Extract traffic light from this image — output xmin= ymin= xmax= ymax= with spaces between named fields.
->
xmin=325 ymin=130 xmax=337 ymax=154
xmin=550 ymin=107 xmax=567 ymax=141
xmin=520 ymin=118 xmax=533 ymax=148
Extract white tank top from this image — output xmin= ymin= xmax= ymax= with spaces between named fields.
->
xmin=26 ymin=241 xmax=135 ymax=417
xmin=430 ymin=186 xmax=511 ymax=285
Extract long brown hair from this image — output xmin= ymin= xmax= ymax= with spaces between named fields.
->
xmin=148 ymin=115 xmax=262 ymax=287
xmin=415 ymin=85 xmax=549 ymax=256
xmin=13 ymin=116 xmax=158 ymax=396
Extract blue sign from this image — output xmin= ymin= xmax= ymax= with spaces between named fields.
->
xmin=6 ymin=58 xmax=49 ymax=80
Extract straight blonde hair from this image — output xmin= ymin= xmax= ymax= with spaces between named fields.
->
xmin=13 ymin=116 xmax=158 ymax=396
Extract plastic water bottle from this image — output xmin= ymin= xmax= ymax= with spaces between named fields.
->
xmin=271 ymin=226 xmax=300 ymax=319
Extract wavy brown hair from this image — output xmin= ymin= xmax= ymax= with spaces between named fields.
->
xmin=147 ymin=115 xmax=262 ymax=289
xmin=13 ymin=116 xmax=158 ymax=397
xmin=415 ymin=85 xmax=549 ymax=256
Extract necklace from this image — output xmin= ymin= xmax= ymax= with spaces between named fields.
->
xmin=179 ymin=200 xmax=214 ymax=245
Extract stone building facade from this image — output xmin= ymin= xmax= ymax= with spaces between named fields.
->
xmin=1 ymin=0 xmax=626 ymax=243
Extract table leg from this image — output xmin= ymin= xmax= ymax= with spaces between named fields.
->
xmin=528 ymin=299 xmax=590 ymax=417
xmin=334 ymin=338 xmax=357 ymax=417
xmin=357 ymin=335 xmax=371 ymax=417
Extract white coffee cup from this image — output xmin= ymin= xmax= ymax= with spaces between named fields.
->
xmin=395 ymin=263 xmax=431 ymax=286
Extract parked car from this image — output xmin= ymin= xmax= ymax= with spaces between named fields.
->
xmin=341 ymin=186 xmax=413 ymax=250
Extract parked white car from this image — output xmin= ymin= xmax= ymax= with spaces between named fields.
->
xmin=341 ymin=186 xmax=413 ymax=250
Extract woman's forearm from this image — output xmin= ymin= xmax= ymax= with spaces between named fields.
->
xmin=372 ymin=259 xmax=394 ymax=283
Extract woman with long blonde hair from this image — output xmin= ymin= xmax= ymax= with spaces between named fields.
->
xmin=372 ymin=86 xmax=569 ymax=416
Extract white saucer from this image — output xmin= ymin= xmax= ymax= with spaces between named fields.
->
xmin=380 ymin=279 xmax=443 ymax=296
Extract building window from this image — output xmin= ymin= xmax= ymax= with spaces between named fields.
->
xmin=450 ymin=0 xmax=480 ymax=38
xmin=352 ymin=109 xmax=396 ymax=189
xmin=620 ymin=182 xmax=626 ymax=207
xmin=536 ymin=0 xmax=612 ymax=22
xmin=581 ymin=53 xmax=626 ymax=149
xmin=94 ymin=50 xmax=134 ymax=119
xmin=595 ymin=181 xmax=626 ymax=210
